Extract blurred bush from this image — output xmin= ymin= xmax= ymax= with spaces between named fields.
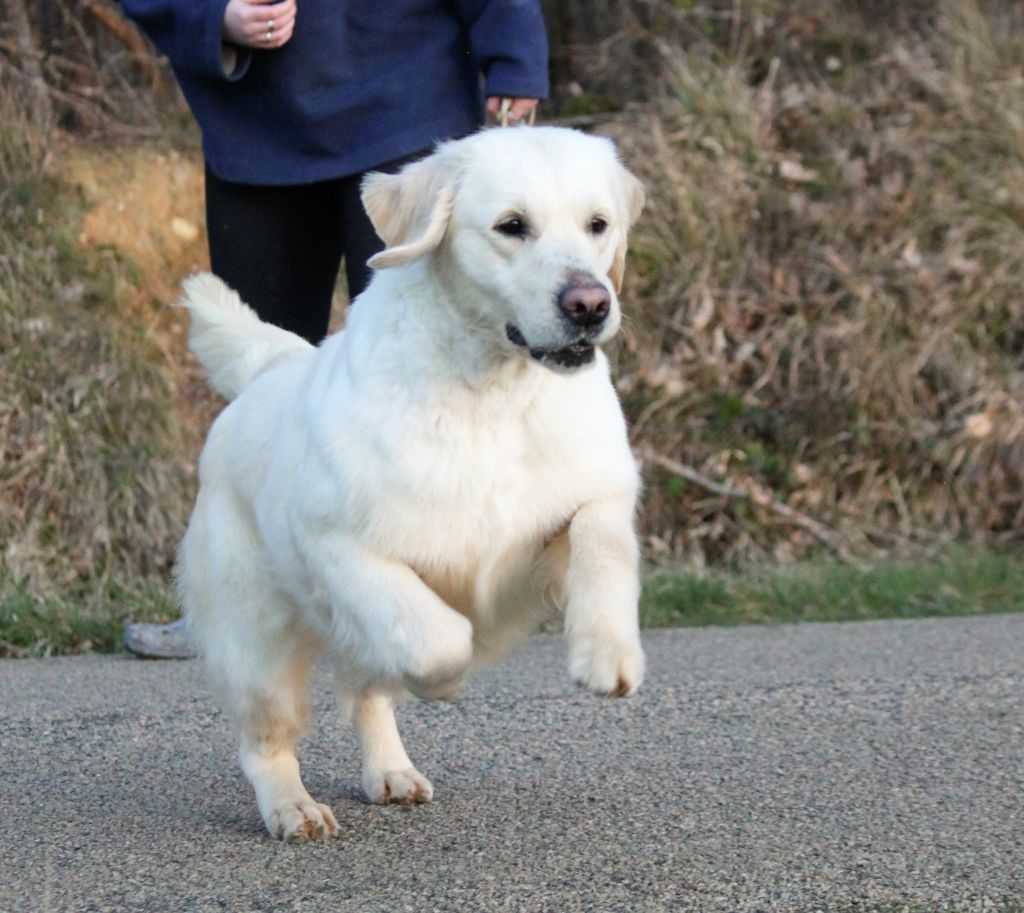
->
xmin=601 ymin=1 xmax=1023 ymax=565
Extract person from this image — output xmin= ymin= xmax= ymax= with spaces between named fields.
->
xmin=119 ymin=0 xmax=549 ymax=657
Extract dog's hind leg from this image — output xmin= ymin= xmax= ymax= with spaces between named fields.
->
xmin=181 ymin=492 xmax=338 ymax=842
xmin=234 ymin=642 xmax=340 ymax=842
xmin=349 ymin=690 xmax=433 ymax=805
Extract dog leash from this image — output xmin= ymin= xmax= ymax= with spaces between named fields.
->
xmin=497 ymin=97 xmax=537 ymax=127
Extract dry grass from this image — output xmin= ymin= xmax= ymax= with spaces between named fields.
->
xmin=0 ymin=72 xmax=51 ymax=205
xmin=0 ymin=92 xmax=202 ymax=646
xmin=603 ymin=0 xmax=1024 ymax=566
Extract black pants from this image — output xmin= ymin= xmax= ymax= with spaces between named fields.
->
xmin=205 ymin=149 xmax=428 ymax=345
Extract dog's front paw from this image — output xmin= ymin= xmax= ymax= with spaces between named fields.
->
xmin=401 ymin=613 xmax=473 ymax=701
xmin=363 ymin=766 xmax=434 ymax=806
xmin=568 ymin=629 xmax=645 ymax=698
xmin=266 ymin=799 xmax=339 ymax=843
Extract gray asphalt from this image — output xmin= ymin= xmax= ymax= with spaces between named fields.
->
xmin=2 ymin=615 xmax=1022 ymax=913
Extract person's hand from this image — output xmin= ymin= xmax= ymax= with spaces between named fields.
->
xmin=223 ymin=0 xmax=297 ymax=50
xmin=485 ymin=97 xmax=539 ymax=125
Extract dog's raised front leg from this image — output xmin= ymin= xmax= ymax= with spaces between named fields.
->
xmin=563 ymin=497 xmax=645 ymax=697
xmin=352 ymin=691 xmax=433 ymax=805
xmin=313 ymin=538 xmax=473 ymax=699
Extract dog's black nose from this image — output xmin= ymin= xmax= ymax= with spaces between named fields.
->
xmin=557 ymin=281 xmax=611 ymax=328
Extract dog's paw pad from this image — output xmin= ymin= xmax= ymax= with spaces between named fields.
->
xmin=270 ymin=800 xmax=339 ymax=842
xmin=365 ymin=767 xmax=433 ymax=806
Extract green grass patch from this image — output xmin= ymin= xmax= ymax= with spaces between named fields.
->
xmin=641 ymin=546 xmax=1024 ymax=628
xmin=3 ymin=547 xmax=1022 ymax=656
xmin=0 ymin=575 xmax=178 ymax=657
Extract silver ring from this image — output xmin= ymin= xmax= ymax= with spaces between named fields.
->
xmin=266 ymin=19 xmax=275 ymax=36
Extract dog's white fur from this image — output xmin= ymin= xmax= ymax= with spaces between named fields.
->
xmin=177 ymin=126 xmax=647 ymax=842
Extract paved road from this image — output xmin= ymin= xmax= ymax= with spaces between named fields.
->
xmin=2 ymin=615 xmax=1022 ymax=913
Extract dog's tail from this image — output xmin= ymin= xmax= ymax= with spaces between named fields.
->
xmin=178 ymin=272 xmax=314 ymax=401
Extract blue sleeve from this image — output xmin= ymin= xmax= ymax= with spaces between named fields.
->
xmin=119 ymin=0 xmax=251 ymax=80
xmin=454 ymin=0 xmax=550 ymax=100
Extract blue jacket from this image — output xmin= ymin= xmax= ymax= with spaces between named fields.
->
xmin=120 ymin=0 xmax=549 ymax=185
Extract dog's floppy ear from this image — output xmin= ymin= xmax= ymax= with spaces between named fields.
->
xmin=609 ymin=168 xmax=646 ymax=294
xmin=362 ymin=153 xmax=457 ymax=269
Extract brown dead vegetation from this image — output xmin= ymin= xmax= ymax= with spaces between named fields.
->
xmin=598 ymin=0 xmax=1024 ymax=566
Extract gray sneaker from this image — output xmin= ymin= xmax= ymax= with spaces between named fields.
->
xmin=123 ymin=618 xmax=196 ymax=659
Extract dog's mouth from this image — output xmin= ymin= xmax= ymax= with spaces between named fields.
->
xmin=505 ymin=324 xmax=596 ymax=370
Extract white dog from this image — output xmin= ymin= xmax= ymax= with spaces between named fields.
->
xmin=177 ymin=126 xmax=646 ymax=842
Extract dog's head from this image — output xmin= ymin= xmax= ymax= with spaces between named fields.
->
xmin=361 ymin=127 xmax=645 ymax=372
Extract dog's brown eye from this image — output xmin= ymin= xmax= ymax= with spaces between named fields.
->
xmin=590 ymin=216 xmax=608 ymax=235
xmin=495 ymin=216 xmax=528 ymax=239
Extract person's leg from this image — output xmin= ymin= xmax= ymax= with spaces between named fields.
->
xmin=205 ymin=165 xmax=345 ymax=344
xmin=339 ymin=148 xmax=432 ymax=302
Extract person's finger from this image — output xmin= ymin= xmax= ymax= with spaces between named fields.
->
xmin=266 ymin=21 xmax=295 ymax=48
xmin=242 ymin=0 xmax=294 ymax=30
xmin=484 ymin=97 xmax=539 ymax=125
xmin=224 ymin=0 xmax=297 ymax=47
xmin=509 ymin=98 xmax=538 ymax=120
xmin=249 ymin=7 xmax=295 ymax=37
xmin=249 ymin=8 xmax=296 ymax=46
xmin=247 ymin=7 xmax=293 ymax=30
